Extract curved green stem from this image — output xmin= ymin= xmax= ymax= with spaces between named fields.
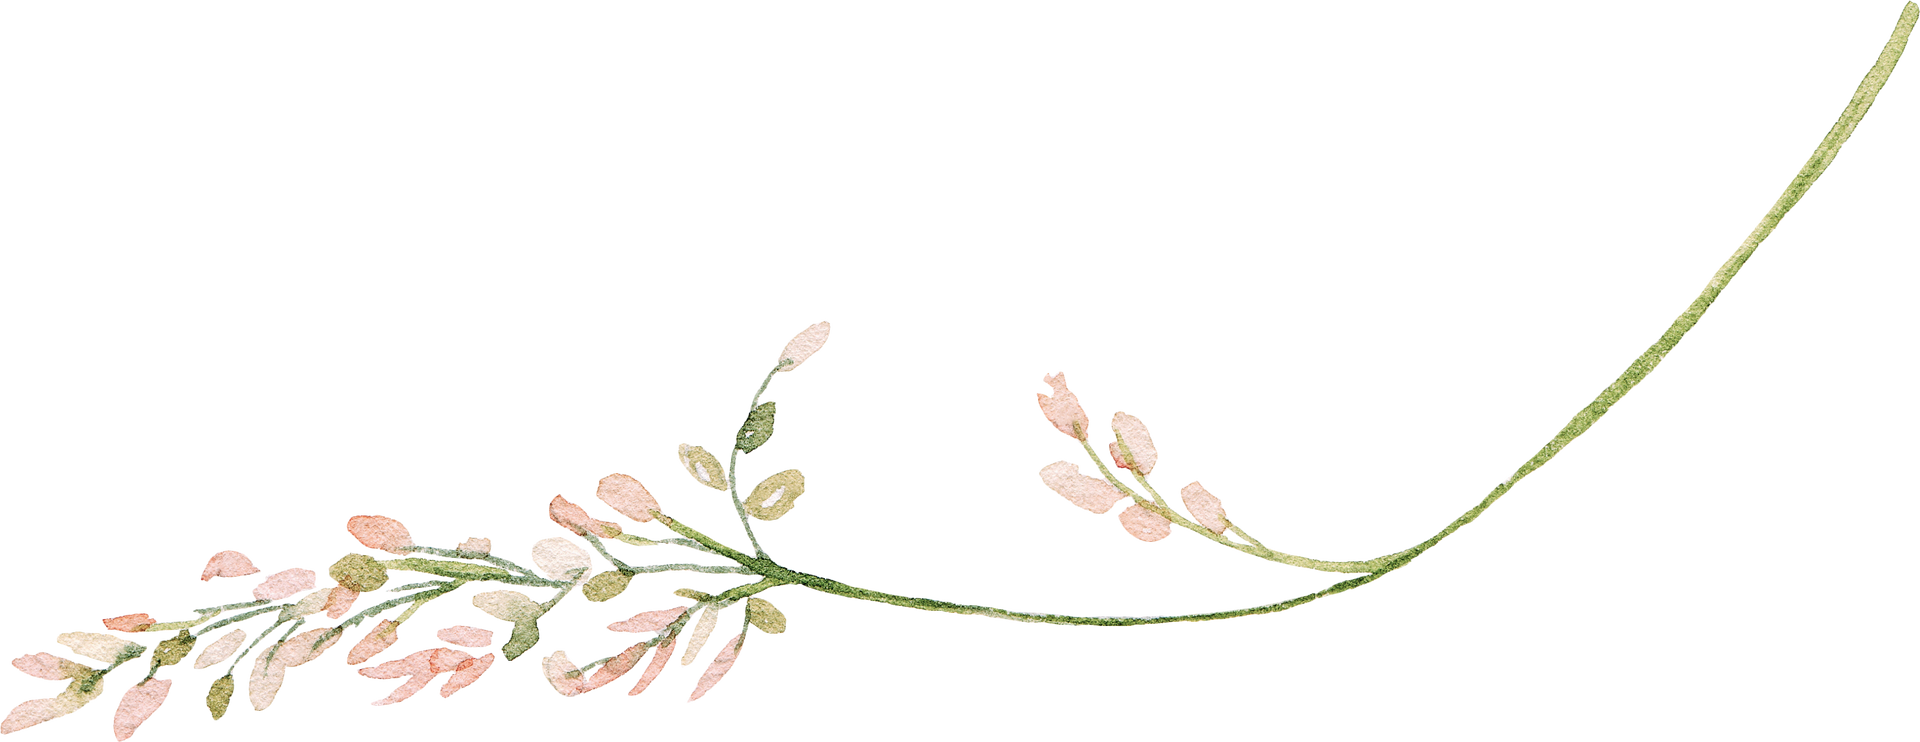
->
xmin=727 ymin=365 xmax=783 ymax=559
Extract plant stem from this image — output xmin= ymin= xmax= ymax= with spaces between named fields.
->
xmin=727 ymin=365 xmax=782 ymax=559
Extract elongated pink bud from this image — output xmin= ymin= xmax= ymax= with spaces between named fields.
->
xmin=776 ymin=321 xmax=830 ymax=371
xmin=1109 ymin=412 xmax=1158 ymax=474
xmin=248 ymin=643 xmax=287 ymax=711
xmin=200 ymin=551 xmax=259 ymax=581
xmin=1119 ymin=505 xmax=1172 ymax=542
xmin=253 ymin=569 xmax=316 ymax=601
xmin=102 ymin=614 xmax=155 ymax=633
xmin=596 ymin=474 xmax=661 ymax=523
xmin=628 ymin=637 xmax=675 ymax=697
xmin=112 ymin=678 xmax=170 ymax=741
xmin=689 ymin=635 xmax=744 ymax=701
xmin=1037 ymin=373 xmax=1091 ymax=440
xmin=436 ymin=626 xmax=493 ymax=648
xmin=346 ymin=515 xmax=413 ymax=554
xmin=326 ymin=587 xmax=360 ymax=619
xmin=275 ymin=628 xmax=340 ymax=668
xmin=439 ymin=653 xmax=494 ymax=697
xmin=11 ymin=653 xmax=90 ymax=681
xmin=608 ymin=607 xmax=687 ymax=633
xmin=347 ymin=620 xmax=400 ymax=665
xmin=1039 ymin=462 xmax=1126 ymax=514
xmin=194 ymin=630 xmax=245 ymax=670
xmin=1180 ymin=482 xmax=1229 ymax=534
xmin=580 ymin=640 xmax=650 ymax=692
xmin=548 ymin=495 xmax=621 ymax=538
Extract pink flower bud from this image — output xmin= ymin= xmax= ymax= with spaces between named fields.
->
xmin=542 ymin=651 xmax=587 ymax=696
xmin=608 ymin=606 xmax=688 ymax=633
xmin=346 ymin=515 xmax=414 ymax=554
xmin=436 ymin=626 xmax=493 ymax=648
xmin=579 ymin=641 xmax=649 ymax=692
xmin=689 ymin=635 xmax=744 ymax=701
xmin=199 ymin=551 xmax=259 ymax=581
xmin=1119 ymin=505 xmax=1172 ymax=542
xmin=275 ymin=628 xmax=340 ymax=668
xmin=253 ymin=569 xmax=316 ymax=602
xmin=1037 ymin=373 xmax=1091 ymax=440
xmin=1180 ymin=482 xmax=1229 ymax=534
xmin=1 ymin=677 xmax=103 ymax=734
xmin=347 ymin=620 xmax=401 ymax=665
xmin=111 ymin=678 xmax=169 ymax=741
xmin=1109 ymin=412 xmax=1158 ymax=474
xmin=11 ymin=653 xmax=90 ymax=681
xmin=325 ymin=586 xmax=360 ymax=619
xmin=439 ymin=653 xmax=494 ymax=698
xmin=102 ymin=614 xmax=155 ymax=633
xmin=596 ymin=473 xmax=661 ymax=523
xmin=193 ymin=630 xmax=245 ymax=670
xmin=627 ymin=637 xmax=675 ymax=697
xmin=458 ymin=537 xmax=491 ymax=555
xmin=1038 ymin=461 xmax=1126 ymax=514
xmin=248 ymin=643 xmax=287 ymax=711
xmin=359 ymin=650 xmax=431 ymax=706
xmin=548 ymin=495 xmax=621 ymax=538
xmin=776 ymin=321 xmax=830 ymax=371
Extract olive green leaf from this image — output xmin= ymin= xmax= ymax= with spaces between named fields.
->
xmin=207 ymin=675 xmax=235 ymax=720
xmin=330 ymin=554 xmax=389 ymax=592
xmin=746 ymin=597 xmax=786 ymax=634
xmin=678 ymin=445 xmax=729 ymax=490
xmin=736 ymin=402 xmax=776 ymax=453
xmin=745 ymin=469 xmax=806 ymax=520
xmin=503 ymin=619 xmax=541 ymax=661
xmin=583 ymin=570 xmax=633 ymax=602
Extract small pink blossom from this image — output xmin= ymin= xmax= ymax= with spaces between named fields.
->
xmin=101 ymin=614 xmax=155 ymax=633
xmin=1180 ymin=482 xmax=1229 ymax=534
xmin=1108 ymin=412 xmax=1158 ymax=474
xmin=542 ymin=651 xmax=587 ymax=697
xmin=776 ymin=321 xmax=831 ymax=371
xmin=11 ymin=653 xmax=90 ymax=681
xmin=199 ymin=551 xmax=259 ymax=581
xmin=346 ymin=515 xmax=414 ymax=554
xmin=325 ymin=586 xmax=360 ymax=619
xmin=111 ymin=678 xmax=169 ymax=741
xmin=689 ymin=635 xmax=744 ymax=701
xmin=549 ymin=495 xmax=621 ymax=538
xmin=1037 ymin=373 xmax=1091 ymax=440
xmin=253 ymin=568 xmax=317 ymax=601
xmin=596 ymin=473 xmax=661 ymax=523
xmin=1119 ymin=505 xmax=1172 ymax=542
xmin=1038 ymin=461 xmax=1126 ymax=514
xmin=439 ymin=653 xmax=494 ymax=698
xmin=358 ymin=648 xmax=473 ymax=706
xmin=435 ymin=626 xmax=493 ymax=648
xmin=607 ymin=607 xmax=687 ymax=633
xmin=347 ymin=620 xmax=401 ymax=665
xmin=627 ymin=637 xmax=676 ymax=697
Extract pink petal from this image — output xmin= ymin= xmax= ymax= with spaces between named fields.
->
xmin=1119 ymin=505 xmax=1172 ymax=542
xmin=275 ymin=628 xmax=340 ymax=668
xmin=1180 ymin=482 xmax=1229 ymax=534
xmin=439 ymin=653 xmax=494 ymax=698
xmin=688 ymin=635 xmax=744 ymax=701
xmin=458 ymin=537 xmax=492 ymax=555
xmin=1110 ymin=412 xmax=1158 ymax=475
xmin=435 ymin=626 xmax=493 ymax=648
xmin=371 ymin=673 xmax=434 ymax=706
xmin=358 ymin=650 xmax=432 ymax=680
xmin=12 ymin=653 xmax=90 ymax=681
xmin=1038 ymin=462 xmax=1126 ymax=514
xmin=199 ymin=551 xmax=260 ymax=581
xmin=426 ymin=648 xmax=474 ymax=674
xmin=193 ymin=630 xmax=245 ymax=670
xmin=346 ymin=515 xmax=414 ymax=554
xmin=112 ymin=678 xmax=170 ymax=741
xmin=542 ymin=651 xmax=587 ymax=697
xmin=596 ymin=474 xmax=660 ymax=523
xmin=579 ymin=640 xmax=649 ymax=692
xmin=248 ymin=645 xmax=288 ymax=711
xmin=548 ymin=495 xmax=621 ymax=538
xmin=347 ymin=620 xmax=401 ymax=665
xmin=253 ymin=569 xmax=317 ymax=602
xmin=1036 ymin=373 xmax=1091 ymax=440
xmin=325 ymin=587 xmax=360 ymax=620
xmin=607 ymin=607 xmax=687 ymax=633
xmin=775 ymin=321 xmax=830 ymax=371
xmin=627 ymin=637 xmax=675 ymax=697
xmin=101 ymin=614 xmax=155 ymax=633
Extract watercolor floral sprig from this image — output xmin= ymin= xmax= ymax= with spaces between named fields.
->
xmin=5 ymin=4 xmax=1915 ymax=739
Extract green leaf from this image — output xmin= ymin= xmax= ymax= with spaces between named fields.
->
xmin=677 ymin=445 xmax=730 ymax=490
xmin=207 ymin=675 xmax=235 ymax=720
xmin=151 ymin=630 xmax=196 ymax=670
xmin=385 ymin=558 xmax=512 ymax=582
xmin=503 ymin=618 xmax=541 ymax=661
xmin=745 ymin=469 xmax=806 ymax=520
xmin=746 ymin=597 xmax=787 ymax=634
xmin=330 ymin=554 xmax=390 ymax=592
xmin=582 ymin=570 xmax=633 ymax=602
xmin=736 ymin=402 xmax=776 ymax=453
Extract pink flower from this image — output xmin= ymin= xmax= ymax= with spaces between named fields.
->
xmin=1180 ymin=482 xmax=1229 ymax=534
xmin=11 ymin=653 xmax=91 ymax=681
xmin=111 ymin=678 xmax=169 ymax=741
xmin=1108 ymin=412 xmax=1158 ymax=474
xmin=548 ymin=495 xmax=622 ymax=538
xmin=596 ymin=473 xmax=661 ymax=523
xmin=776 ymin=321 xmax=831 ymax=371
xmin=346 ymin=515 xmax=414 ymax=554
xmin=439 ymin=653 xmax=494 ymax=698
xmin=542 ymin=651 xmax=587 ymax=697
xmin=101 ymin=614 xmax=155 ymax=633
xmin=347 ymin=620 xmax=401 ymax=665
xmin=358 ymin=648 xmax=475 ymax=706
xmin=199 ymin=551 xmax=259 ymax=581
xmin=1037 ymin=373 xmax=1091 ymax=440
xmin=325 ymin=586 xmax=360 ymax=620
xmin=1038 ymin=461 xmax=1126 ymax=514
xmin=1118 ymin=505 xmax=1172 ymax=542
xmin=689 ymin=635 xmax=744 ymax=701
xmin=627 ymin=637 xmax=676 ymax=697
xmin=253 ymin=568 xmax=317 ymax=601
xmin=435 ymin=626 xmax=493 ymax=648
xmin=607 ymin=607 xmax=687 ymax=633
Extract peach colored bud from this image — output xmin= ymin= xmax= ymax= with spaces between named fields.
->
xmin=359 ymin=650 xmax=433 ymax=706
xmin=427 ymin=648 xmax=473 ymax=674
xmin=1109 ymin=412 xmax=1158 ymax=474
xmin=275 ymin=628 xmax=340 ymax=668
xmin=0 ymin=677 xmax=104 ymax=734
xmin=608 ymin=606 xmax=687 ymax=633
xmin=680 ymin=604 xmax=720 ymax=666
xmin=532 ymin=538 xmax=591 ymax=581
xmin=1037 ymin=373 xmax=1091 ymax=440
xmin=542 ymin=651 xmax=587 ymax=697
xmin=194 ymin=630 xmax=245 ymax=670
xmin=548 ymin=495 xmax=622 ymax=538
xmin=102 ymin=614 xmax=155 ymax=633
xmin=689 ymin=635 xmax=744 ymax=701
xmin=58 ymin=633 xmax=138 ymax=663
xmin=436 ymin=626 xmax=493 ymax=648
xmin=579 ymin=640 xmax=649 ymax=692
xmin=199 ymin=551 xmax=259 ymax=581
xmin=1038 ymin=461 xmax=1126 ymax=514
xmin=1119 ymin=505 xmax=1172 ymax=542
xmin=627 ymin=637 xmax=675 ymax=697
xmin=248 ymin=644 xmax=287 ymax=711
xmin=346 ymin=515 xmax=414 ymax=554
xmin=1180 ymin=482 xmax=1229 ymax=534
xmin=11 ymin=653 xmax=90 ymax=681
xmin=253 ymin=568 xmax=317 ymax=602
xmin=596 ymin=473 xmax=661 ymax=523
xmin=776 ymin=321 xmax=830 ymax=371
xmin=111 ymin=678 xmax=169 ymax=741
xmin=458 ymin=537 xmax=491 ymax=555
xmin=439 ymin=653 xmax=494 ymax=698
xmin=347 ymin=620 xmax=401 ymax=665
xmin=325 ymin=587 xmax=359 ymax=620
